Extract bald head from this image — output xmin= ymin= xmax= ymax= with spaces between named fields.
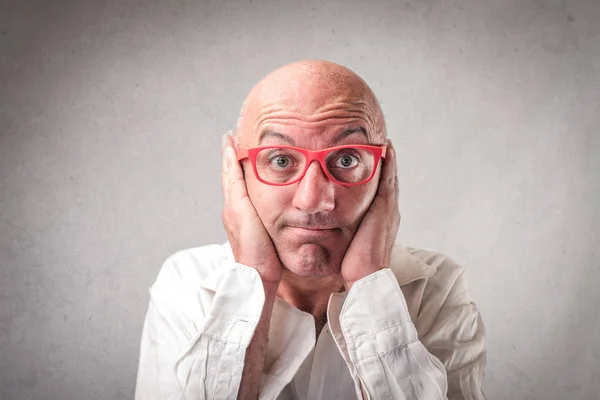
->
xmin=236 ymin=60 xmax=386 ymax=144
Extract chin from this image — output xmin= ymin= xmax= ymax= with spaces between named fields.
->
xmin=276 ymin=242 xmax=343 ymax=277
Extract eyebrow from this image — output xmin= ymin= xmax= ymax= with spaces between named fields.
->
xmin=259 ymin=130 xmax=296 ymax=145
xmin=259 ymin=126 xmax=369 ymax=146
xmin=333 ymin=126 xmax=369 ymax=143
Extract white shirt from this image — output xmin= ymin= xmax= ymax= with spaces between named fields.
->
xmin=135 ymin=243 xmax=487 ymax=400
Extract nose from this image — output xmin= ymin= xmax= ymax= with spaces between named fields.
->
xmin=292 ymin=161 xmax=336 ymax=214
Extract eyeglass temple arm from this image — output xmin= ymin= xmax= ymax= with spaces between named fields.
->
xmin=235 ymin=147 xmax=248 ymax=161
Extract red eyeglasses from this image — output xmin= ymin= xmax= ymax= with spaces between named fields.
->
xmin=235 ymin=144 xmax=387 ymax=186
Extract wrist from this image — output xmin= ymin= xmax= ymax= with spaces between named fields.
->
xmin=343 ymin=268 xmax=385 ymax=291
xmin=235 ymin=258 xmax=283 ymax=286
xmin=262 ymin=280 xmax=280 ymax=301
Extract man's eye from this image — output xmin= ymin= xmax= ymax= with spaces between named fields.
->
xmin=333 ymin=154 xmax=360 ymax=168
xmin=269 ymin=155 xmax=293 ymax=169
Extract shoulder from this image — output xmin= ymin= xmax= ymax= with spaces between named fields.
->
xmin=405 ymin=246 xmax=467 ymax=283
xmin=391 ymin=246 xmax=475 ymax=315
xmin=390 ymin=245 xmax=466 ymax=288
xmin=395 ymin=245 xmax=480 ymax=324
xmin=150 ymin=243 xmax=232 ymax=295
xmin=390 ymin=247 xmax=480 ymax=338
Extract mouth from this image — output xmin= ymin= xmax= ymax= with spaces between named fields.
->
xmin=285 ymin=225 xmax=341 ymax=237
xmin=288 ymin=225 xmax=338 ymax=231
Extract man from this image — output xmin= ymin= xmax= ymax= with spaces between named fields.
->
xmin=135 ymin=60 xmax=487 ymax=399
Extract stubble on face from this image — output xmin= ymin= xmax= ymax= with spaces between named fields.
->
xmin=274 ymin=213 xmax=349 ymax=277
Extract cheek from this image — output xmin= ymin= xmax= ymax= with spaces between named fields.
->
xmin=336 ymin=182 xmax=378 ymax=224
xmin=245 ymin=175 xmax=292 ymax=225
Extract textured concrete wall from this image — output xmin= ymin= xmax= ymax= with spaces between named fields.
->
xmin=1 ymin=0 xmax=599 ymax=399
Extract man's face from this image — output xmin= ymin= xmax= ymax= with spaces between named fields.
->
xmin=240 ymin=89 xmax=384 ymax=277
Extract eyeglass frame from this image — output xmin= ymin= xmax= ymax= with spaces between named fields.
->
xmin=235 ymin=144 xmax=387 ymax=186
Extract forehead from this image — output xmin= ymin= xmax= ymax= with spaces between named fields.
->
xmin=241 ymin=88 xmax=380 ymax=147
xmin=237 ymin=62 xmax=385 ymax=147
xmin=258 ymin=126 xmax=371 ymax=148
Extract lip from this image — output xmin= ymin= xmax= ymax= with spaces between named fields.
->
xmin=288 ymin=225 xmax=338 ymax=231
xmin=286 ymin=226 xmax=340 ymax=236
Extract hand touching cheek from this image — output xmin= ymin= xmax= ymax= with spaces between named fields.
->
xmin=221 ymin=133 xmax=284 ymax=290
xmin=339 ymin=139 xmax=401 ymax=290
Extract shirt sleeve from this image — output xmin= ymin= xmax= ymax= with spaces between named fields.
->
xmin=134 ymin=256 xmax=266 ymax=400
xmin=328 ymin=268 xmax=486 ymax=400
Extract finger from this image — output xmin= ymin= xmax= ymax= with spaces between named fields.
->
xmin=378 ymin=139 xmax=398 ymax=197
xmin=388 ymin=139 xmax=400 ymax=198
xmin=221 ymin=132 xmax=233 ymax=199
xmin=221 ymin=133 xmax=250 ymax=202
xmin=221 ymin=130 xmax=232 ymax=153
xmin=386 ymin=140 xmax=401 ymax=225
xmin=221 ymin=132 xmax=240 ymax=200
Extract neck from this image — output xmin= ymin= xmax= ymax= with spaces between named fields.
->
xmin=276 ymin=271 xmax=345 ymax=321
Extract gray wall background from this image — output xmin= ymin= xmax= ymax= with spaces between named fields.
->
xmin=1 ymin=0 xmax=599 ymax=399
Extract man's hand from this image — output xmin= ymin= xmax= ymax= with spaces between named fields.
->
xmin=222 ymin=133 xmax=283 ymax=400
xmin=221 ymin=132 xmax=283 ymax=288
xmin=340 ymin=139 xmax=401 ymax=290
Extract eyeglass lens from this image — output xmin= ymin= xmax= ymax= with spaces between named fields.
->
xmin=254 ymin=147 xmax=376 ymax=184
